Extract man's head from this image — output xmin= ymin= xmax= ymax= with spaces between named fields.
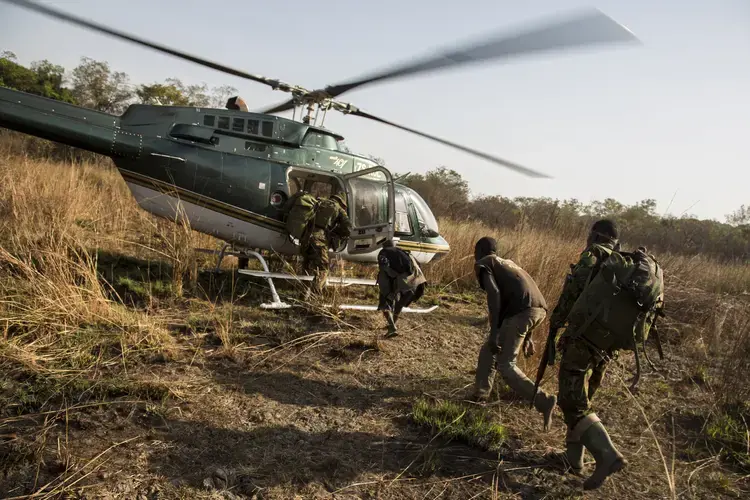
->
xmin=587 ymin=219 xmax=619 ymax=246
xmin=225 ymin=96 xmax=248 ymax=112
xmin=382 ymin=239 xmax=395 ymax=248
xmin=474 ymin=236 xmax=498 ymax=261
xmin=330 ymin=193 xmax=347 ymax=209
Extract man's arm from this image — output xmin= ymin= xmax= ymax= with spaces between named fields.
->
xmin=329 ymin=208 xmax=352 ymax=250
xmin=336 ymin=208 xmax=352 ymax=238
xmin=378 ymin=252 xmax=399 ymax=279
xmin=548 ymin=250 xmax=598 ymax=330
xmin=480 ymin=269 xmax=502 ymax=352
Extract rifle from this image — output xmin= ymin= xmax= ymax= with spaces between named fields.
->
xmin=530 ymin=326 xmax=558 ymax=408
xmin=653 ymin=309 xmax=665 ymax=360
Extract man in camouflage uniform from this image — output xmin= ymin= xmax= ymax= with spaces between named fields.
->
xmin=299 ymin=193 xmax=352 ymax=295
xmin=549 ymin=219 xmax=627 ymax=490
xmin=472 ymin=236 xmax=557 ymax=431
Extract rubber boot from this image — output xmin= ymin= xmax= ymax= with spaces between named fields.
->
xmin=563 ymin=425 xmax=585 ymax=475
xmin=548 ymin=439 xmax=584 ymax=475
xmin=576 ymin=414 xmax=627 ymax=490
xmin=384 ymin=311 xmax=398 ymax=338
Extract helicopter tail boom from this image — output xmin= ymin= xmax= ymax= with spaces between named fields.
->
xmin=0 ymin=86 xmax=129 ymax=158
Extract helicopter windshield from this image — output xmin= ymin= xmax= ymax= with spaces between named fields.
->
xmin=407 ymin=188 xmax=440 ymax=236
xmin=348 ymin=173 xmax=390 ymax=227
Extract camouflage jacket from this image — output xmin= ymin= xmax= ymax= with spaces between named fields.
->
xmin=310 ymin=200 xmax=352 ymax=250
xmin=548 ymin=241 xmax=616 ymax=331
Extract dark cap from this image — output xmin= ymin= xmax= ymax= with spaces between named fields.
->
xmin=590 ymin=219 xmax=619 ymax=241
xmin=474 ymin=236 xmax=497 ymax=260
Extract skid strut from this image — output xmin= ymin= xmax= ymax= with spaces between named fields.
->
xmin=246 ymin=250 xmax=292 ymax=309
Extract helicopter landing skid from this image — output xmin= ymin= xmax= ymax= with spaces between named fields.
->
xmin=238 ymin=269 xmax=439 ymax=313
xmin=195 ymin=246 xmax=292 ymax=309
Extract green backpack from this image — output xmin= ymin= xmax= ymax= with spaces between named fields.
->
xmin=283 ymin=191 xmax=320 ymax=243
xmin=312 ymin=198 xmax=340 ymax=231
xmin=565 ymin=246 xmax=665 ymax=358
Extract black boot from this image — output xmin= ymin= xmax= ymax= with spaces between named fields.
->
xmin=384 ymin=311 xmax=398 ymax=338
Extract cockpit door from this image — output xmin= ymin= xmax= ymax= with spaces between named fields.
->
xmin=342 ymin=166 xmax=395 ymax=254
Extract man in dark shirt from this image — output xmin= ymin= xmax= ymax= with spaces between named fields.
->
xmin=472 ymin=236 xmax=557 ymax=430
xmin=376 ymin=240 xmax=426 ymax=338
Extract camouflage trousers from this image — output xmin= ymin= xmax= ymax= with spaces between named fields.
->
xmin=557 ymin=336 xmax=613 ymax=432
xmin=475 ymin=307 xmax=548 ymax=405
xmin=300 ymin=231 xmax=329 ymax=295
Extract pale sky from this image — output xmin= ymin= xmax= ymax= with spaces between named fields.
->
xmin=1 ymin=0 xmax=749 ymax=222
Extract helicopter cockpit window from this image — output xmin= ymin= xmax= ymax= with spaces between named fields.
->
xmin=348 ymin=172 xmax=389 ymax=227
xmin=409 ymin=189 xmax=440 ymax=237
xmin=395 ymin=192 xmax=412 ymax=235
xmin=262 ymin=121 xmax=274 ymax=137
xmin=302 ymin=131 xmax=339 ymax=151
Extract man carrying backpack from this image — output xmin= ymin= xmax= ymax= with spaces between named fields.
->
xmin=283 ymin=191 xmax=352 ymax=295
xmin=549 ymin=220 xmax=664 ymax=490
xmin=542 ymin=219 xmax=621 ymax=483
xmin=550 ymin=220 xmax=621 ymax=404
xmin=376 ymin=240 xmax=426 ymax=338
xmin=472 ymin=236 xmax=557 ymax=431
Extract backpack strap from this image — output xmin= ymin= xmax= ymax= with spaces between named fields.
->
xmin=584 ymin=244 xmax=614 ymax=285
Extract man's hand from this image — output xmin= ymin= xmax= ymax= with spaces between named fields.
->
xmin=523 ymin=338 xmax=535 ymax=357
xmin=488 ymin=329 xmax=500 ymax=354
xmin=555 ymin=331 xmax=566 ymax=353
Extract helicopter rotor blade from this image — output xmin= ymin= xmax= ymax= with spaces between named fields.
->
xmin=262 ymin=99 xmax=299 ymax=114
xmin=260 ymin=8 xmax=639 ymax=114
xmin=2 ymin=0 xmax=294 ymax=93
xmin=335 ymin=104 xmax=551 ymax=179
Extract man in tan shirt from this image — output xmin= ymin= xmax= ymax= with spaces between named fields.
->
xmin=472 ymin=236 xmax=557 ymax=431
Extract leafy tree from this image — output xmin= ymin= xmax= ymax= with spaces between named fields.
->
xmin=70 ymin=57 xmax=133 ymax=114
xmin=0 ymin=54 xmax=75 ymax=102
xmin=209 ymin=84 xmax=239 ymax=108
xmin=726 ymin=205 xmax=749 ymax=226
xmin=136 ymin=82 xmax=191 ymax=106
xmin=164 ymin=78 xmax=211 ymax=106
xmin=30 ymin=60 xmax=75 ymax=102
xmin=399 ymin=166 xmax=470 ymax=219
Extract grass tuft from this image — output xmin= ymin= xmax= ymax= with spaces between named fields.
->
xmin=411 ymin=397 xmax=508 ymax=452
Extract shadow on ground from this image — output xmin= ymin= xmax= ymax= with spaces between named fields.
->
xmin=145 ymin=417 xmax=575 ymax=499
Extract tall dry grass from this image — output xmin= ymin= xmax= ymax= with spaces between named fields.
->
xmin=0 ymin=133 xmax=748 ymax=406
xmin=0 ymin=147 xmax=181 ymax=376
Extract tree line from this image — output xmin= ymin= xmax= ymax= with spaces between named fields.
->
xmin=1 ymin=51 xmax=748 ymax=261
xmin=0 ymin=51 xmax=237 ymax=113
xmin=398 ymin=167 xmax=749 ymax=263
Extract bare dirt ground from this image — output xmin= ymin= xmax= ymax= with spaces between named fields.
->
xmin=2 ymin=265 xmax=747 ymax=500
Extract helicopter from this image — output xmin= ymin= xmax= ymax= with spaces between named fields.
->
xmin=0 ymin=0 xmax=639 ymax=309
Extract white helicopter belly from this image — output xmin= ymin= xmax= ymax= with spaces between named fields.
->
xmin=123 ymin=178 xmax=448 ymax=265
xmin=124 ymin=182 xmax=297 ymax=255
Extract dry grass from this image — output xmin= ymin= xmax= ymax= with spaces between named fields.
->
xmin=0 ymin=135 xmax=748 ymax=498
